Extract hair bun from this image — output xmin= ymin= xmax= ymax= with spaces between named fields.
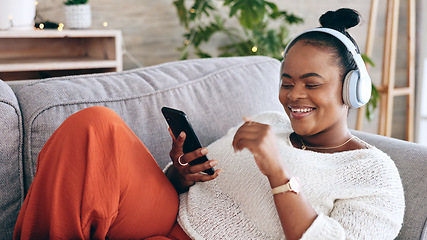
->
xmin=319 ymin=8 xmax=360 ymax=32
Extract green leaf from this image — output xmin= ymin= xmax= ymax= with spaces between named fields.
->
xmin=228 ymin=1 xmax=244 ymax=18
xmin=226 ymin=0 xmax=266 ymax=29
xmin=196 ymin=50 xmax=213 ymax=58
xmin=361 ymin=53 xmax=378 ymax=121
xmin=223 ymin=0 xmax=234 ymax=6
xmin=365 ymin=83 xmax=380 ymax=121
xmin=362 ymin=54 xmax=376 ymax=67
xmin=219 ymin=40 xmax=253 ymax=56
xmin=280 ymin=11 xmax=304 ymax=24
xmin=190 ymin=0 xmax=216 ymax=21
xmin=265 ymin=1 xmax=279 ymax=12
xmin=173 ymin=0 xmax=189 ymax=28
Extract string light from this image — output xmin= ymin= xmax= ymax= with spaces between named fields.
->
xmin=35 ymin=1 xmax=39 ymax=6
xmin=103 ymin=21 xmax=108 ymax=27
xmin=39 ymin=23 xmax=45 ymax=29
xmin=190 ymin=8 xmax=195 ymax=13
xmin=251 ymin=46 xmax=258 ymax=53
xmin=184 ymin=39 xmax=190 ymax=45
xmin=57 ymin=23 xmax=64 ymax=31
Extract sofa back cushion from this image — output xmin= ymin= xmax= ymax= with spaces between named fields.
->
xmin=0 ymin=80 xmax=23 ymax=240
xmin=11 ymin=56 xmax=284 ymax=193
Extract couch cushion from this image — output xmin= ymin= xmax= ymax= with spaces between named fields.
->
xmin=11 ymin=56 xmax=284 ymax=194
xmin=353 ymin=130 xmax=427 ymax=240
xmin=0 ymin=80 xmax=23 ymax=240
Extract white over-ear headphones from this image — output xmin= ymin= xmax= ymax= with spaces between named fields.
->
xmin=280 ymin=27 xmax=372 ymax=108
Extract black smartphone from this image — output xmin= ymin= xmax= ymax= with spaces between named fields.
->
xmin=161 ymin=107 xmax=215 ymax=175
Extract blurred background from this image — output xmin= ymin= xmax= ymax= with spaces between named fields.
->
xmin=4 ymin=0 xmax=427 ymax=142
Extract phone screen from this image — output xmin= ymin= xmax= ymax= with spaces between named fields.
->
xmin=161 ymin=107 xmax=214 ymax=175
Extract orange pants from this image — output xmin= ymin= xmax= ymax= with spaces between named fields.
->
xmin=14 ymin=106 xmax=190 ymax=240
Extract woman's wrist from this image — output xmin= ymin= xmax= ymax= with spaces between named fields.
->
xmin=267 ymin=168 xmax=290 ymax=189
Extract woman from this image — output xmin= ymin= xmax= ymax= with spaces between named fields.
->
xmin=14 ymin=8 xmax=404 ymax=240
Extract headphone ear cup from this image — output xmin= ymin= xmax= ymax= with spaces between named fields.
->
xmin=342 ymin=70 xmax=359 ymax=108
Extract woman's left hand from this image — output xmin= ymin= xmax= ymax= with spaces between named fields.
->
xmin=232 ymin=118 xmax=287 ymax=178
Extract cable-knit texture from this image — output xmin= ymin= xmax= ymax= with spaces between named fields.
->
xmin=174 ymin=112 xmax=405 ymax=239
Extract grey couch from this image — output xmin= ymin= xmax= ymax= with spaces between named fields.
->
xmin=1 ymin=56 xmax=426 ymax=239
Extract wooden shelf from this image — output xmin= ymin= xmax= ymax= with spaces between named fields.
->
xmin=0 ymin=29 xmax=122 ymax=81
xmin=0 ymin=57 xmax=119 ymax=71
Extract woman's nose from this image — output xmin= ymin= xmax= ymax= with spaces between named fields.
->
xmin=287 ymin=85 xmax=307 ymax=101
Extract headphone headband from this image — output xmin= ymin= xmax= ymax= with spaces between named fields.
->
xmin=281 ymin=27 xmax=372 ymax=108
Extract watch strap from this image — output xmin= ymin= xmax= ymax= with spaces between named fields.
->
xmin=271 ymin=177 xmax=300 ymax=195
xmin=271 ymin=182 xmax=291 ymax=194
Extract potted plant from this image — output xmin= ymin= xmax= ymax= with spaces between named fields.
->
xmin=173 ymin=0 xmax=303 ymax=60
xmin=64 ymin=0 xmax=91 ymax=29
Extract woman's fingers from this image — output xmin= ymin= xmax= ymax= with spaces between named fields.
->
xmin=232 ymin=119 xmax=286 ymax=176
xmin=168 ymin=127 xmax=176 ymax=141
xmin=176 ymin=155 xmax=221 ymax=182
xmin=176 ymin=148 xmax=218 ymax=173
xmin=232 ymin=120 xmax=268 ymax=152
xmin=184 ymin=169 xmax=223 ymax=182
xmin=173 ymin=145 xmax=207 ymax=166
xmin=169 ymin=131 xmax=185 ymax=159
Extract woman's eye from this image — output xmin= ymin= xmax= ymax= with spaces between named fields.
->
xmin=306 ymin=84 xmax=321 ymax=89
xmin=281 ymin=84 xmax=293 ymax=89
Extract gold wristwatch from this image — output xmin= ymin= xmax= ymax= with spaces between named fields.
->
xmin=271 ymin=177 xmax=301 ymax=195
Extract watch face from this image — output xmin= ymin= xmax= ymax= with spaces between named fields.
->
xmin=289 ymin=177 xmax=300 ymax=193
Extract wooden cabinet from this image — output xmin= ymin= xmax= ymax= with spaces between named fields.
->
xmin=0 ymin=30 xmax=122 ymax=81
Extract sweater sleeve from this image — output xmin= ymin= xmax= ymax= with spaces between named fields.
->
xmin=301 ymin=151 xmax=405 ymax=240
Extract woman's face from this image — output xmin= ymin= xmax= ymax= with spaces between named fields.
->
xmin=279 ymin=41 xmax=348 ymax=136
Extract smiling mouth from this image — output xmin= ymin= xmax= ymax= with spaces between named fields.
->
xmin=289 ymin=107 xmax=315 ymax=113
xmin=288 ymin=106 xmax=315 ymax=118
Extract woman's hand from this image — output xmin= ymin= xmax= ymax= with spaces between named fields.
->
xmin=167 ymin=129 xmax=221 ymax=193
xmin=232 ymin=118 xmax=288 ymax=179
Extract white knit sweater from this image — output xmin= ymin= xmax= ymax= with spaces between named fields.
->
xmin=175 ymin=111 xmax=405 ymax=240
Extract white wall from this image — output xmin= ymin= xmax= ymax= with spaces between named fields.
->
xmin=418 ymin=59 xmax=427 ymax=145
xmin=415 ymin=0 xmax=427 ymax=145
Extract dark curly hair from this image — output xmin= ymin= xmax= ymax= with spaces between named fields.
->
xmin=286 ymin=8 xmax=361 ymax=79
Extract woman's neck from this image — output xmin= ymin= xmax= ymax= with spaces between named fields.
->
xmin=291 ymin=124 xmax=356 ymax=153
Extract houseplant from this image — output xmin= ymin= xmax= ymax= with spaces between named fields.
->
xmin=173 ymin=0 xmax=303 ymax=60
xmin=64 ymin=0 xmax=91 ymax=29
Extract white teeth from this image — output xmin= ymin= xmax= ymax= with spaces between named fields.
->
xmin=291 ymin=108 xmax=313 ymax=113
